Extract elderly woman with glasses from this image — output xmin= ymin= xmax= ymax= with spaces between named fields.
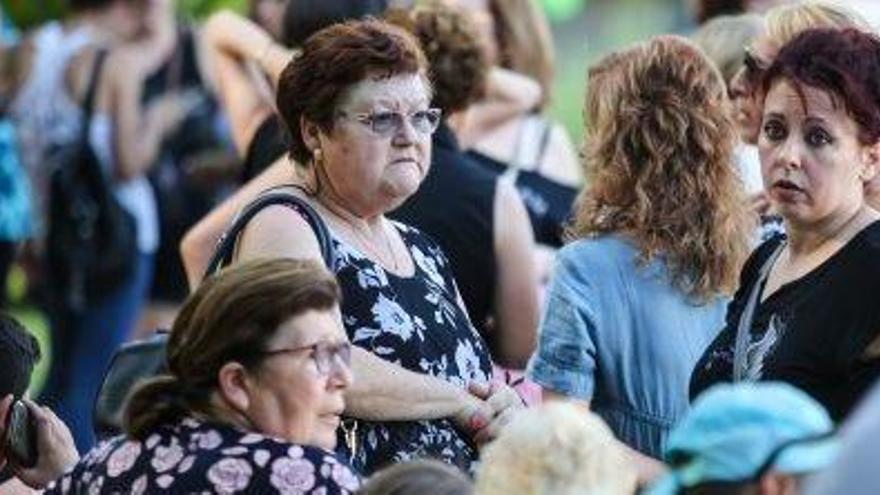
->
xmin=224 ymin=19 xmax=518 ymax=476
xmin=46 ymin=259 xmax=359 ymax=494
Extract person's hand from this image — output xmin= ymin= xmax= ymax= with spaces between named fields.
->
xmin=10 ymin=399 xmax=78 ymax=489
xmin=451 ymin=392 xmax=493 ymax=441
xmin=468 ymin=381 xmax=524 ymax=445
xmin=148 ymin=89 xmax=205 ymax=136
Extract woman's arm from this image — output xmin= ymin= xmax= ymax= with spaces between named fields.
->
xmin=180 ymin=158 xmax=294 ymax=289
xmin=455 ymin=67 xmax=542 ymax=149
xmin=234 ymin=207 xmax=493 ymax=429
xmin=201 ymin=10 xmax=294 ymax=89
xmin=491 ymin=180 xmax=540 ymax=368
xmin=105 ymin=50 xmax=195 ymax=181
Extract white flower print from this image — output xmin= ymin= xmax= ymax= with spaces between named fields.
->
xmin=331 ymin=461 xmax=360 ymax=491
xmin=131 ymin=475 xmax=148 ymax=495
xmin=221 ymin=446 xmax=249 ymax=456
xmin=156 ymin=474 xmax=175 ymax=489
xmin=198 ymin=430 xmax=224 ymax=450
xmin=106 ymin=441 xmax=141 ymax=478
xmin=240 ymin=433 xmax=263 ymax=445
xmin=412 ymin=246 xmax=445 ymax=288
xmin=454 ymin=340 xmax=484 ymax=382
xmin=254 ymin=449 xmax=271 ymax=467
xmin=207 ymin=458 xmax=253 ymax=493
xmin=88 ymin=475 xmax=103 ymax=495
xmin=357 ymin=266 xmax=389 ymax=289
xmin=145 ymin=434 xmax=161 ymax=450
xmin=151 ymin=440 xmax=184 ymax=473
xmin=270 ymin=456 xmax=316 ymax=493
xmin=178 ymin=455 xmax=196 ymax=474
xmin=288 ymin=445 xmax=304 ymax=459
xmin=371 ymin=294 xmax=415 ymax=340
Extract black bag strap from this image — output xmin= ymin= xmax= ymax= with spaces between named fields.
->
xmin=81 ymin=48 xmax=109 ymax=140
xmin=203 ymin=185 xmax=335 ymax=279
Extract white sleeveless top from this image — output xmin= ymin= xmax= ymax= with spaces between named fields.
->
xmin=90 ymin=114 xmax=159 ymax=254
xmin=9 ymin=22 xmax=91 ymax=235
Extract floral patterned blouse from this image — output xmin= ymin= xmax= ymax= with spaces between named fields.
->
xmin=45 ymin=417 xmax=360 ymax=494
xmin=331 ymin=222 xmax=493 ymax=475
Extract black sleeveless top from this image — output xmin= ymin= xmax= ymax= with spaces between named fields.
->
xmin=467 ymin=150 xmax=576 ymax=248
xmin=390 ymin=123 xmax=497 ymax=342
xmin=690 ymin=222 xmax=880 ymax=420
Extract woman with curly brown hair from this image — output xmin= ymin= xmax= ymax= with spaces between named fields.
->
xmin=527 ymin=35 xmax=752 ymax=474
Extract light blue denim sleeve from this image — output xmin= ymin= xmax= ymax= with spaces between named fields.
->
xmin=527 ymin=256 xmax=598 ymax=400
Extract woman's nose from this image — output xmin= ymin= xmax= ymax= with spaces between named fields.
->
xmin=329 ymin=353 xmax=354 ymax=388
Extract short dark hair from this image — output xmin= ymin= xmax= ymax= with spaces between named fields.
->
xmin=386 ymin=1 xmax=488 ymax=115
xmin=762 ymin=27 xmax=880 ymax=145
xmin=358 ymin=459 xmax=472 ymax=495
xmin=276 ymin=19 xmax=427 ymax=165
xmin=281 ymin=0 xmax=390 ymax=47
xmin=0 ymin=312 xmax=41 ymax=398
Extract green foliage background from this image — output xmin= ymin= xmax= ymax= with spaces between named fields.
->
xmin=1 ymin=0 xmax=246 ymax=29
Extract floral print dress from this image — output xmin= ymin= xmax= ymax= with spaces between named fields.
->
xmin=45 ymin=417 xmax=360 ymax=494
xmin=331 ymin=222 xmax=493 ymax=475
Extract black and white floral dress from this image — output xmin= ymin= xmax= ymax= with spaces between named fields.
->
xmin=331 ymin=222 xmax=493 ymax=475
xmin=46 ymin=417 xmax=360 ymax=494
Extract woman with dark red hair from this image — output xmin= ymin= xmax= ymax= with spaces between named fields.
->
xmin=691 ymin=27 xmax=880 ymax=421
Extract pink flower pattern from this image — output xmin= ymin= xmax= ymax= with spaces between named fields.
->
xmin=44 ymin=417 xmax=360 ymax=494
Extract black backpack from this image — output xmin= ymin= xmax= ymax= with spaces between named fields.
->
xmin=46 ymin=49 xmax=137 ymax=311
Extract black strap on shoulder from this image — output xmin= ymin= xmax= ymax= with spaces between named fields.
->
xmin=203 ymin=185 xmax=335 ymax=279
xmin=81 ymin=48 xmax=109 ymax=138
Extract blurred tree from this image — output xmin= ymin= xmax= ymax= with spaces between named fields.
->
xmin=540 ymin=0 xmax=586 ymax=23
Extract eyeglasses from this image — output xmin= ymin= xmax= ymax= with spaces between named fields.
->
xmin=743 ymin=46 xmax=769 ymax=87
xmin=260 ymin=341 xmax=352 ymax=375
xmin=337 ymin=108 xmax=442 ymax=137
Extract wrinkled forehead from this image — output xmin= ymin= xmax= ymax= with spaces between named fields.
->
xmin=338 ymin=72 xmax=433 ymax=111
xmin=764 ymin=79 xmax=842 ymax=121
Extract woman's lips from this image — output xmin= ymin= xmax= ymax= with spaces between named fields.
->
xmin=771 ymin=180 xmax=806 ymax=201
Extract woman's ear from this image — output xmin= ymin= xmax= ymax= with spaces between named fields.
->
xmin=859 ymin=141 xmax=880 ymax=183
xmin=301 ymin=116 xmax=322 ymax=154
xmin=217 ymin=362 xmax=254 ymax=414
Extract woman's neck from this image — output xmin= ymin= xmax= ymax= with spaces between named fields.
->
xmin=785 ymin=203 xmax=876 ymax=257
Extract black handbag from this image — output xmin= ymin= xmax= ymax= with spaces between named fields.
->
xmin=46 ymin=49 xmax=137 ymax=311
xmin=92 ymin=187 xmax=335 ymax=439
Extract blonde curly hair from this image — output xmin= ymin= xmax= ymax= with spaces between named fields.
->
xmin=572 ymin=35 xmax=752 ymax=301
xmin=475 ymin=402 xmax=636 ymax=495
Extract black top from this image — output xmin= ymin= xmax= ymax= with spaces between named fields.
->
xmin=690 ymin=222 xmax=880 ymax=421
xmin=329 ymin=221 xmax=492 ymax=475
xmin=467 ymin=150 xmax=577 ymax=248
xmin=390 ymin=123 xmax=497 ymax=341
xmin=241 ymin=114 xmax=288 ymax=183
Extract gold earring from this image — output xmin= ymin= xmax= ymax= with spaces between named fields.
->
xmin=313 ymin=148 xmax=324 ymax=167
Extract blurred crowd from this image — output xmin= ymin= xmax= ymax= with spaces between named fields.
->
xmin=0 ymin=0 xmax=880 ymax=494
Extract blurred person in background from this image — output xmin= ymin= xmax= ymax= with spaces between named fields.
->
xmin=205 ymin=18 xmax=521 ymax=475
xmin=475 ymin=401 xmax=637 ymax=495
xmin=387 ymin=1 xmax=539 ymax=372
xmin=690 ymin=27 xmax=880 ymax=421
xmin=45 ymin=259 xmax=360 ymax=494
xmin=358 ymin=459 xmax=473 ymax=495
xmin=453 ymin=0 xmax=580 ymax=187
xmin=136 ymin=0 xmax=238 ymax=334
xmin=528 ymin=35 xmax=752 ymax=479
xmin=0 ymin=313 xmax=79 ymax=493
xmin=247 ymin=0 xmax=287 ymax=40
xmin=7 ymin=0 xmax=196 ymax=453
xmin=692 ymin=13 xmax=766 ymax=199
xmin=806 ymin=381 xmax=880 ymax=495
xmin=646 ymin=382 xmax=838 ymax=495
